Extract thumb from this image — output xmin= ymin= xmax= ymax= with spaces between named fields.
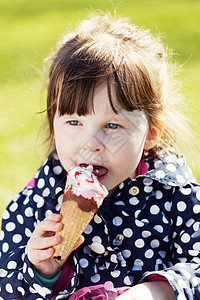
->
xmin=73 ymin=235 xmax=85 ymax=250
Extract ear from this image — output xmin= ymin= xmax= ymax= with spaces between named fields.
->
xmin=144 ymin=120 xmax=165 ymax=150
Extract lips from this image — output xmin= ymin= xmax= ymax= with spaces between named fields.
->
xmin=80 ymin=163 xmax=108 ymax=178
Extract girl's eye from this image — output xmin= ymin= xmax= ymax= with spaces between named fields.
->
xmin=67 ymin=120 xmax=81 ymax=126
xmin=106 ymin=123 xmax=121 ymax=129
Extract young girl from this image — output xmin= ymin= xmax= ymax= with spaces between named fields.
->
xmin=0 ymin=13 xmax=200 ymax=300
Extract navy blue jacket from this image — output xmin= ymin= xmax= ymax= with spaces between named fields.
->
xmin=1 ymin=150 xmax=200 ymax=299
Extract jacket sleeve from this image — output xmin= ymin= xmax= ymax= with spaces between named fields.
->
xmin=140 ymin=182 xmax=200 ymax=299
xmin=0 ymin=187 xmax=52 ymax=299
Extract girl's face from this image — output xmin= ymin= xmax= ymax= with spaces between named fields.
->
xmin=54 ymin=82 xmax=149 ymax=191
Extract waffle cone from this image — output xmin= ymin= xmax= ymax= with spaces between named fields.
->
xmin=53 ymin=191 xmax=98 ymax=260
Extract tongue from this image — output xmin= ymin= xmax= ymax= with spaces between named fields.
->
xmin=92 ymin=166 xmax=108 ymax=177
xmin=80 ymin=164 xmax=108 ymax=178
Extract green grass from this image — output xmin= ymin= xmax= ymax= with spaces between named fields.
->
xmin=1 ymin=0 xmax=200 ymax=219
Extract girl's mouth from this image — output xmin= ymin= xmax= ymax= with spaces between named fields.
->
xmin=79 ymin=163 xmax=108 ymax=178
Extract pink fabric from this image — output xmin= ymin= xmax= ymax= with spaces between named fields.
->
xmin=24 ymin=177 xmax=35 ymax=188
xmin=69 ymin=284 xmax=131 ymax=300
xmin=137 ymin=160 xmax=149 ymax=175
xmin=148 ymin=275 xmax=168 ymax=282
xmin=52 ymin=260 xmax=74 ymax=296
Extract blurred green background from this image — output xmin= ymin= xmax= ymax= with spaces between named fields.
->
xmin=0 ymin=0 xmax=200 ymax=219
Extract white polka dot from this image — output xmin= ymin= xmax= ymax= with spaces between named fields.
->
xmin=158 ymin=251 xmax=166 ymax=258
xmin=111 ymin=270 xmax=121 ymax=278
xmin=16 ymin=214 xmax=24 ymax=224
xmin=2 ymin=242 xmax=9 ymax=253
xmin=144 ymin=186 xmax=153 ymax=193
xmin=180 ymin=187 xmax=192 ymax=196
xmin=25 ymin=207 xmax=34 ymax=217
xmin=154 ymin=225 xmax=163 ymax=233
xmin=123 ymin=228 xmax=133 ymax=238
xmin=135 ymin=239 xmax=144 ymax=248
xmin=2 ymin=210 xmax=10 ymax=220
xmin=129 ymin=197 xmax=139 ymax=205
xmin=37 ymin=178 xmax=45 ymax=189
xmin=90 ymin=274 xmax=100 ymax=283
xmin=33 ymin=195 xmax=45 ymax=208
xmin=13 ymin=234 xmax=22 ymax=243
xmin=17 ymin=286 xmax=25 ymax=296
xmin=79 ymin=258 xmax=89 ymax=268
xmin=44 ymin=165 xmax=49 ymax=175
xmin=92 ymin=236 xmax=102 ymax=243
xmin=193 ymin=242 xmax=200 ymax=251
xmin=94 ymin=214 xmax=102 ymax=224
xmin=53 ymin=166 xmax=62 ymax=175
xmin=104 ymin=281 xmax=114 ymax=291
xmin=143 ymin=178 xmax=153 ymax=185
xmin=84 ymin=224 xmax=93 ymax=234
xmin=7 ymin=261 xmax=17 ymax=269
xmin=90 ymin=242 xmax=105 ymax=254
xmin=115 ymin=200 xmax=125 ymax=205
xmin=9 ymin=202 xmax=18 ymax=212
xmin=5 ymin=222 xmax=16 ymax=232
xmin=177 ymin=201 xmax=187 ymax=212
xmin=175 ymin=243 xmax=183 ymax=254
xmin=124 ymin=276 xmax=132 ymax=285
xmin=122 ymin=211 xmax=129 ymax=217
xmin=119 ymin=182 xmax=124 ymax=189
xmin=0 ymin=230 xmax=5 ymax=241
xmin=0 ymin=269 xmax=8 ymax=277
xmin=122 ymin=249 xmax=131 ymax=258
xmin=193 ymin=205 xmax=200 ymax=214
xmin=150 ymin=205 xmax=160 ymax=215
xmin=166 ymin=163 xmax=176 ymax=172
xmin=23 ymin=197 xmax=30 ymax=205
xmin=145 ymin=249 xmax=154 ymax=258
xmin=155 ymin=190 xmax=163 ymax=199
xmin=25 ymin=228 xmax=32 ymax=237
xmin=42 ymin=188 xmax=50 ymax=197
xmin=154 ymin=160 xmax=163 ymax=169
xmin=110 ymin=254 xmax=118 ymax=263
xmin=196 ymin=191 xmax=200 ymax=201
xmin=112 ymin=216 xmax=123 ymax=226
xmin=142 ymin=230 xmax=151 ymax=238
xmin=49 ymin=177 xmax=55 ymax=187
xmin=164 ymin=201 xmax=172 ymax=212
xmin=150 ymin=239 xmax=160 ymax=248
xmin=5 ymin=283 xmax=13 ymax=293
xmin=186 ymin=218 xmax=195 ymax=227
xmin=28 ymin=267 xmax=34 ymax=278
xmin=155 ymin=170 xmax=165 ymax=179
xmin=176 ymin=175 xmax=185 ymax=184
xmin=176 ymin=216 xmax=183 ymax=226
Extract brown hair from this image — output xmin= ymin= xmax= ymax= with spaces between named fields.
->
xmin=44 ymin=13 xmax=190 ymax=158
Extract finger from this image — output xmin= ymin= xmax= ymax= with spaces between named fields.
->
xmin=29 ymin=248 xmax=54 ymax=265
xmin=32 ymin=219 xmax=63 ymax=238
xmin=28 ymin=234 xmax=61 ymax=251
xmin=44 ymin=213 xmax=62 ymax=222
xmin=72 ymin=235 xmax=85 ymax=250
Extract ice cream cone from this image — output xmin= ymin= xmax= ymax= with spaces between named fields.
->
xmin=53 ymin=190 xmax=99 ymax=260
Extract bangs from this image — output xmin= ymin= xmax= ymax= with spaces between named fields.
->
xmin=57 ymin=52 xmax=148 ymax=117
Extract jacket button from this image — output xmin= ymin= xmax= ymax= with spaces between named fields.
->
xmin=129 ymin=186 xmax=139 ymax=196
xmin=116 ymin=234 xmax=124 ymax=242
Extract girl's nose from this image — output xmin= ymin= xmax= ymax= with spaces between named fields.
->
xmin=82 ymin=133 xmax=104 ymax=152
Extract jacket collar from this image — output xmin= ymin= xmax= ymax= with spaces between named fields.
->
xmin=34 ymin=150 xmax=196 ymax=201
xmin=140 ymin=150 xmax=196 ymax=187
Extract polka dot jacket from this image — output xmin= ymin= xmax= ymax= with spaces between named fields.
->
xmin=1 ymin=150 xmax=200 ymax=299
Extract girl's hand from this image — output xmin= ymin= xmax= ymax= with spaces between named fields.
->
xmin=116 ymin=281 xmax=176 ymax=300
xmin=27 ymin=213 xmax=84 ymax=278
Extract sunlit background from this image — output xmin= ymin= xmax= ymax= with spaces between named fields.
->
xmin=0 ymin=0 xmax=200 ymax=219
